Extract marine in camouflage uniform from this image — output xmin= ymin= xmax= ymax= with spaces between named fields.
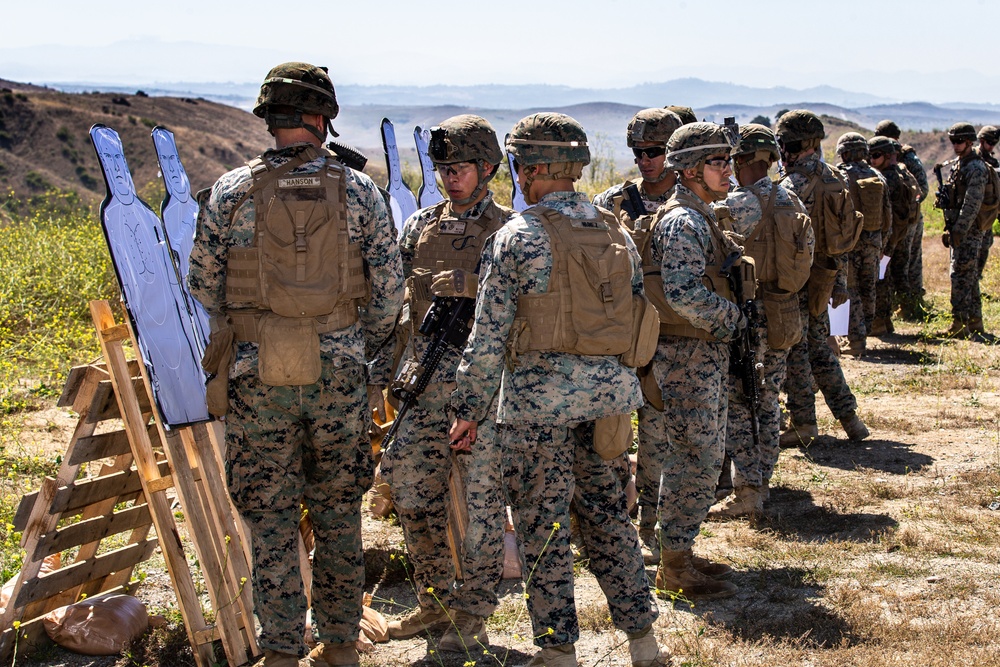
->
xmin=869 ymin=136 xmax=919 ymax=335
xmin=710 ymin=124 xmax=814 ymax=519
xmin=188 ymin=63 xmax=403 ymax=667
xmin=875 ymin=120 xmax=930 ymax=315
xmin=975 ymin=126 xmax=1000 ymax=322
xmin=371 ymin=115 xmax=513 ymax=650
xmin=593 ymin=107 xmax=683 ymax=565
xmin=940 ymin=123 xmax=989 ymax=335
xmin=450 ymin=113 xmax=666 ymax=667
xmin=775 ymin=110 xmax=869 ymax=446
xmin=647 ymin=122 xmax=745 ymax=599
xmin=835 ymin=132 xmax=891 ymax=356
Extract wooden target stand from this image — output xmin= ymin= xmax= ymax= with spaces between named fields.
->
xmin=0 ymin=301 xmax=259 ymax=667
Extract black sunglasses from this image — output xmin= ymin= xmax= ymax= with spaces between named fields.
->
xmin=632 ymin=146 xmax=666 ymax=160
xmin=870 ymin=151 xmax=885 ymax=160
xmin=950 ymin=137 xmax=969 ymax=145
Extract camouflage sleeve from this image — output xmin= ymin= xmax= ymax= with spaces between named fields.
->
xmin=718 ymin=188 xmax=762 ymax=238
xmin=399 ymin=207 xmax=432 ymax=277
xmin=903 ymin=150 xmax=930 ymax=202
xmin=592 ymin=184 xmax=620 ymax=211
xmin=656 ymin=209 xmax=743 ymax=341
xmin=451 ymin=228 xmax=519 ymax=422
xmin=187 ymin=167 xmax=252 ymax=316
xmin=623 ymin=231 xmax=644 ymax=297
xmin=955 ymin=161 xmax=988 ymax=238
xmin=349 ymin=170 xmax=404 ymax=353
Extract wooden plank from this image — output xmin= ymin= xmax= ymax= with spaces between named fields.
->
xmin=146 ymin=474 xmax=174 ymax=494
xmin=56 ymin=364 xmax=93 ymax=408
xmin=92 ymin=378 xmax=153 ymax=423
xmin=68 ymin=429 xmax=132 ymax=465
xmin=14 ymin=540 xmax=157 ymax=607
xmin=36 ymin=503 xmax=151 ymax=554
xmin=48 ymin=459 xmax=170 ymax=517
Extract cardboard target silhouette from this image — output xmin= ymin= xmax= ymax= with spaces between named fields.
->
xmin=152 ymin=126 xmax=211 ymax=349
xmin=90 ymin=124 xmax=209 ymax=427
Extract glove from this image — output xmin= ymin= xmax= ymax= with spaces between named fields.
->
xmin=831 ymin=285 xmax=849 ymax=308
xmin=941 ymin=231 xmax=951 ymax=248
xmin=367 ymin=385 xmax=388 ymax=424
xmin=431 ymin=269 xmax=477 ymax=298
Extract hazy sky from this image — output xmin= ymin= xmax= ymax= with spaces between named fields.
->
xmin=4 ymin=0 xmax=999 ymax=102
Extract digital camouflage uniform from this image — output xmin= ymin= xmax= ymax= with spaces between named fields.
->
xmin=900 ymin=145 xmax=930 ymax=301
xmin=720 ymin=177 xmax=813 ymax=488
xmin=375 ymin=193 xmax=513 ymax=618
xmin=975 ymin=147 xmax=998 ymax=286
xmin=650 ymin=183 xmax=744 ymax=550
xmin=451 ymin=190 xmax=657 ymax=649
xmin=873 ymin=160 xmax=919 ymax=324
xmin=593 ymin=180 xmax=672 ymax=524
xmin=943 ymin=152 xmax=988 ymax=323
xmin=837 ymin=159 xmax=890 ymax=348
xmin=188 ymin=144 xmax=403 ymax=656
xmin=780 ymin=153 xmax=860 ymax=426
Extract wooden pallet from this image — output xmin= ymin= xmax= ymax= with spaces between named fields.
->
xmin=0 ymin=301 xmax=259 ymax=667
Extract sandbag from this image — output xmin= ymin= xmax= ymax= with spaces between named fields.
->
xmin=502 ymin=530 xmax=521 ymax=580
xmin=43 ymin=594 xmax=148 ymax=656
xmin=1 ymin=553 xmax=61 ymax=614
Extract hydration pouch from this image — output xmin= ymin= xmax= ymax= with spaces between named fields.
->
xmin=257 ymin=315 xmax=321 ymax=386
xmin=761 ymin=287 xmax=802 ymax=350
xmin=593 ymin=412 xmax=633 ymax=460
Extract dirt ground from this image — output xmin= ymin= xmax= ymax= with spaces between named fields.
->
xmin=8 ymin=241 xmax=1000 ymax=667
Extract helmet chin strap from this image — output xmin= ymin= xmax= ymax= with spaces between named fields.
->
xmin=450 ymin=161 xmax=497 ymax=206
xmin=693 ymin=165 xmax=729 ymax=202
xmin=265 ymin=110 xmax=329 ymax=143
xmin=642 ymin=165 xmax=670 ymax=185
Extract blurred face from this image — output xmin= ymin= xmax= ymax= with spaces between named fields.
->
xmin=951 ymin=137 xmax=971 ymax=157
xmin=632 ymin=141 xmax=667 ymax=182
xmin=701 ymin=154 xmax=732 ymax=193
xmin=436 ymin=161 xmax=480 ymax=202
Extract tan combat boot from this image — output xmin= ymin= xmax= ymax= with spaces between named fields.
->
xmin=840 ymin=411 xmax=870 ymax=441
xmin=307 ymin=642 xmax=359 ymax=667
xmin=262 ymin=649 xmax=299 ymax=667
xmin=387 ymin=605 xmax=451 ymax=640
xmin=708 ymin=485 xmax=764 ymax=520
xmin=525 ymin=643 xmax=577 ymax=666
xmin=779 ymin=422 xmax=818 ymax=448
xmin=627 ymin=624 xmax=669 ymax=667
xmin=690 ymin=552 xmax=733 ymax=578
xmin=438 ymin=609 xmax=489 ymax=653
xmin=655 ymin=549 xmax=737 ymax=600
xmin=947 ymin=316 xmax=969 ymax=338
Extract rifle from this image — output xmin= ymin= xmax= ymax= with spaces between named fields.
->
xmin=720 ymin=251 xmax=763 ymax=452
xmin=379 ymin=295 xmax=476 ymax=450
xmin=933 ymin=163 xmax=956 ymax=247
xmin=621 ymin=182 xmax=646 ymax=223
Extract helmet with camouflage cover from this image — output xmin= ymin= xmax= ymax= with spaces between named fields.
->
xmin=733 ymin=123 xmax=780 ymax=165
xmin=666 ymin=105 xmax=698 ymax=125
xmin=948 ymin=122 xmax=977 ymax=142
xmin=253 ymin=62 xmax=339 ymax=142
xmin=978 ymin=125 xmax=1000 ymax=145
xmin=429 ymin=114 xmax=503 ymax=165
xmin=774 ymin=110 xmax=825 ymax=159
xmin=627 ymin=108 xmax=683 ymax=147
xmin=836 ymin=132 xmax=870 ymax=161
xmin=428 ymin=114 xmax=503 ymax=205
xmin=874 ymin=120 xmax=901 ymax=139
xmin=506 ymin=113 xmax=590 ymax=203
xmin=666 ymin=122 xmax=734 ymax=201
xmin=867 ymin=135 xmax=895 ymax=158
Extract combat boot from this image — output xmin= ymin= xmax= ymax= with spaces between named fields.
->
xmin=637 ymin=506 xmax=659 ymax=566
xmin=689 ymin=552 xmax=733 ymax=579
xmin=387 ymin=605 xmax=451 ymax=640
xmin=524 ymin=643 xmax=577 ymax=666
xmin=869 ymin=317 xmax=893 ymax=336
xmin=708 ymin=485 xmax=764 ymax=520
xmin=840 ymin=411 xmax=870 ymax=441
xmin=438 ymin=609 xmax=489 ymax=653
xmin=262 ymin=649 xmax=299 ymax=667
xmin=947 ymin=316 xmax=969 ymax=338
xmin=779 ymin=422 xmax=818 ymax=448
xmin=843 ymin=337 xmax=865 ymax=358
xmin=307 ymin=642 xmax=359 ymax=667
xmin=627 ymin=624 xmax=669 ymax=667
xmin=655 ymin=549 xmax=737 ymax=600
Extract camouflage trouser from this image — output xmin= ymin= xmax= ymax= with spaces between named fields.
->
xmin=977 ymin=227 xmax=994 ymax=280
xmin=905 ymin=213 xmax=925 ymax=296
xmin=950 ymin=228 xmax=984 ymax=321
xmin=653 ymin=336 xmax=728 ymax=551
xmin=785 ymin=291 xmax=858 ymax=425
xmin=381 ymin=381 xmax=504 ymax=616
xmin=635 ymin=403 xmax=668 ymax=515
xmin=875 ymin=246 xmax=911 ymax=320
xmin=726 ymin=311 xmax=787 ymax=488
xmin=226 ymin=355 xmax=372 ymax=656
xmin=848 ymin=230 xmax=882 ymax=345
xmin=501 ymin=422 xmax=657 ymax=647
